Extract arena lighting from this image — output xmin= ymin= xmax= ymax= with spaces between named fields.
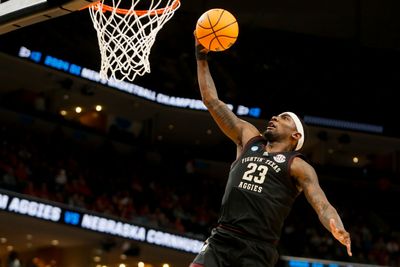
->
xmin=304 ymin=115 xmax=383 ymax=133
xmin=17 ymin=46 xmax=261 ymax=118
xmin=0 ymin=189 xmax=204 ymax=254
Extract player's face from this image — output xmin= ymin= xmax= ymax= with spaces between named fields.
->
xmin=262 ymin=114 xmax=297 ymax=141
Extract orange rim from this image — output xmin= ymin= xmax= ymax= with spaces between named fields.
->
xmin=84 ymin=0 xmax=180 ymax=16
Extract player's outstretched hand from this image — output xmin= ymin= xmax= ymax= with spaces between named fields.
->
xmin=194 ymin=30 xmax=209 ymax=60
xmin=329 ymin=218 xmax=352 ymax=256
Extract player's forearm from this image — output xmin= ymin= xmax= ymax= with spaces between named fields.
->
xmin=319 ymin=205 xmax=345 ymax=232
xmin=197 ymin=60 xmax=219 ymax=106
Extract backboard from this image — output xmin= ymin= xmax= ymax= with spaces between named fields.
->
xmin=0 ymin=0 xmax=94 ymax=34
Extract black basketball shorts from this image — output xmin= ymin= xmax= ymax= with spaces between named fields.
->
xmin=189 ymin=226 xmax=279 ymax=267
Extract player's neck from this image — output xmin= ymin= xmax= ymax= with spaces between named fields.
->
xmin=265 ymin=142 xmax=292 ymax=153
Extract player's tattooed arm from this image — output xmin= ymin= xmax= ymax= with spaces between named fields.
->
xmin=196 ymin=58 xmax=259 ymax=147
xmin=291 ymin=157 xmax=352 ymax=256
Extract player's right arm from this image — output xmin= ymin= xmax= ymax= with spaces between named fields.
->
xmin=195 ymin=35 xmax=259 ymax=149
xmin=291 ymin=157 xmax=352 ymax=256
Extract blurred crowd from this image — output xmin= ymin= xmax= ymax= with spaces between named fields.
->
xmin=0 ymin=121 xmax=220 ymax=239
xmin=0 ymin=116 xmax=399 ymax=266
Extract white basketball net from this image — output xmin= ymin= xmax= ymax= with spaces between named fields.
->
xmin=88 ymin=0 xmax=180 ymax=82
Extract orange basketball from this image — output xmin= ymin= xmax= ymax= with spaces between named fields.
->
xmin=195 ymin=8 xmax=239 ymax=52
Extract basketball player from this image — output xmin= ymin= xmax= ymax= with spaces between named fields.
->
xmin=190 ymin=34 xmax=352 ymax=267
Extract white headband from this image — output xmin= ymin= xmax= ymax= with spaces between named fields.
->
xmin=279 ymin=112 xmax=305 ymax=151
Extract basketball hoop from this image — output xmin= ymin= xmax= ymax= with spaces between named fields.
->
xmin=87 ymin=0 xmax=180 ymax=82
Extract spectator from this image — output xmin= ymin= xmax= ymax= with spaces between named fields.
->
xmin=7 ymin=251 xmax=21 ymax=267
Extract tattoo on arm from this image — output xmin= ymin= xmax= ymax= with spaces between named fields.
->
xmin=297 ymin=164 xmax=345 ymax=232
xmin=208 ymin=99 xmax=242 ymax=144
xmin=293 ymin=159 xmax=351 ymax=254
xmin=197 ymin=59 xmax=260 ymax=146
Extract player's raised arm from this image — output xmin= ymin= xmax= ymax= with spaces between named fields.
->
xmin=290 ymin=157 xmax=352 ymax=256
xmin=194 ymin=34 xmax=259 ymax=148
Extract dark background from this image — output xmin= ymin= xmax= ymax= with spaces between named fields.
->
xmin=1 ymin=0 xmax=400 ymax=135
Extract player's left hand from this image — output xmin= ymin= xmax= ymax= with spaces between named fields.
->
xmin=329 ymin=218 xmax=352 ymax=256
xmin=193 ymin=30 xmax=209 ymax=54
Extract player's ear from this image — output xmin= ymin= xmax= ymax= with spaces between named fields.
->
xmin=292 ymin=132 xmax=302 ymax=141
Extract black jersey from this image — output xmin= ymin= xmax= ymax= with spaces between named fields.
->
xmin=218 ymin=136 xmax=304 ymax=242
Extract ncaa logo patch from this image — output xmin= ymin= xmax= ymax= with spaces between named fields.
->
xmin=273 ymin=154 xmax=286 ymax=163
xmin=251 ymin=146 xmax=258 ymax=151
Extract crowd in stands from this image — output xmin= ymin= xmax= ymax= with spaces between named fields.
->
xmin=0 ymin=115 xmax=399 ymax=266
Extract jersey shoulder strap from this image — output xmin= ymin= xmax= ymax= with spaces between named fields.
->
xmin=242 ymin=135 xmax=265 ymax=152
